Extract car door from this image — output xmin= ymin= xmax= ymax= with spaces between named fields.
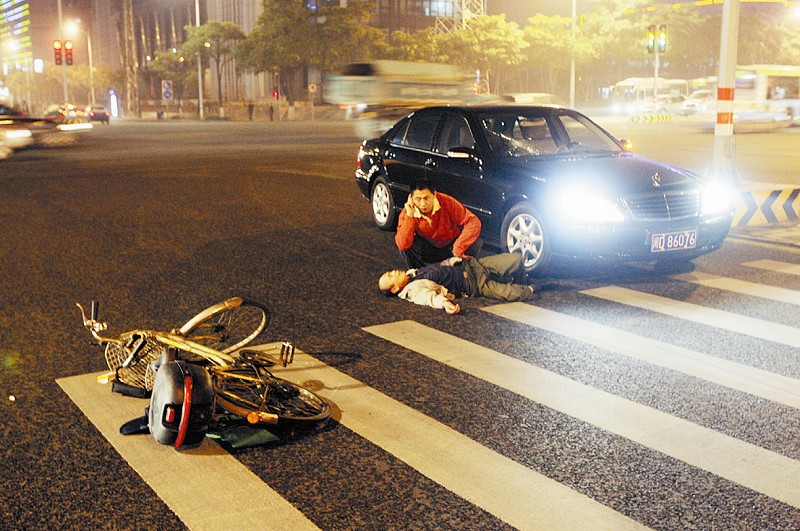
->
xmin=383 ymin=109 xmax=444 ymax=204
xmin=426 ymin=111 xmax=494 ymax=228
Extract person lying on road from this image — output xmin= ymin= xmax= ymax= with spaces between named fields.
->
xmin=378 ymin=253 xmax=534 ymax=315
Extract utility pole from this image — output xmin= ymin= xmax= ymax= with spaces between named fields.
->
xmin=56 ymin=0 xmax=68 ymax=102
xmin=569 ymin=0 xmax=576 ymax=109
xmin=712 ymin=0 xmax=740 ymax=184
xmin=195 ymin=0 xmax=204 ymax=120
xmin=123 ymin=0 xmax=139 ymax=116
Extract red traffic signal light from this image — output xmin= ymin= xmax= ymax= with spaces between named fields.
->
xmin=64 ymin=40 xmax=74 ymax=65
xmin=53 ymin=40 xmax=63 ymax=65
xmin=272 ymin=90 xmax=279 ymax=100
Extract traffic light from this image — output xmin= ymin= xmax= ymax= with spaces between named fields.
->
xmin=64 ymin=40 xmax=74 ymax=65
xmin=272 ymin=89 xmax=279 ymax=100
xmin=657 ymin=24 xmax=667 ymax=53
xmin=53 ymin=40 xmax=63 ymax=65
xmin=646 ymin=25 xmax=655 ymax=54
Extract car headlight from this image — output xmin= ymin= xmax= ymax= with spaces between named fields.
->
xmin=700 ymin=181 xmax=733 ymax=216
xmin=558 ymin=188 xmax=625 ymax=223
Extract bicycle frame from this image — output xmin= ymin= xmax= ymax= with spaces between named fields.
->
xmin=77 ymin=303 xmax=236 ymax=367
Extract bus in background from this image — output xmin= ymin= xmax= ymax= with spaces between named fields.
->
xmin=734 ymin=64 xmax=800 ymax=119
xmin=610 ymin=77 xmax=689 ymax=115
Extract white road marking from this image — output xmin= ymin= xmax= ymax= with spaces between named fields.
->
xmin=245 ymin=345 xmax=649 ymax=530
xmin=57 ymin=371 xmax=320 ymax=531
xmin=743 ymin=259 xmax=800 ymax=276
xmin=672 ymin=270 xmax=800 ymax=305
xmin=364 ymin=321 xmax=800 ymax=509
xmin=482 ymin=302 xmax=800 ymax=410
xmin=581 ymin=286 xmax=800 ymax=347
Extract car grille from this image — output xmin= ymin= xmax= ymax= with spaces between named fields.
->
xmin=623 ymin=190 xmax=700 ymax=221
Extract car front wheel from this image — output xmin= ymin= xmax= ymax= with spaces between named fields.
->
xmin=501 ymin=203 xmax=550 ymax=273
xmin=371 ymin=178 xmax=397 ymax=231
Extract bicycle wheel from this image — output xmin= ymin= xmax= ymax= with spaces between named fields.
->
xmin=182 ymin=299 xmax=270 ymax=355
xmin=212 ymin=365 xmax=330 ymax=426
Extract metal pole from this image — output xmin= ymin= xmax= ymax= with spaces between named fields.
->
xmin=56 ymin=0 xmax=68 ymax=102
xmin=195 ymin=0 xmax=204 ymax=120
xmin=569 ymin=0 xmax=576 ymax=109
xmin=712 ymin=0 xmax=740 ymax=184
xmin=653 ymin=45 xmax=660 ymax=107
xmin=87 ymin=29 xmax=95 ymax=105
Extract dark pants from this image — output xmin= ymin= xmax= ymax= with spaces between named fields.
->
xmin=401 ymin=236 xmax=483 ymax=269
xmin=464 ymin=253 xmax=534 ymax=301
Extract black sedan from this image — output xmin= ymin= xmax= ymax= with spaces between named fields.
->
xmin=355 ymin=104 xmax=733 ymax=273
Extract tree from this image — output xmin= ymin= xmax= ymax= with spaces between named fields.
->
xmin=442 ymin=15 xmax=528 ymax=94
xmin=182 ymin=21 xmax=246 ymax=106
xmin=146 ymin=49 xmax=195 ymax=106
xmin=385 ymin=28 xmax=449 ymax=63
xmin=523 ymin=14 xmax=594 ymax=95
xmin=236 ymin=0 xmax=386 ymax=102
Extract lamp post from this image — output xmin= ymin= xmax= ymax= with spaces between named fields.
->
xmin=56 ymin=0 xmax=68 ymax=102
xmin=569 ymin=0 xmax=577 ymax=109
xmin=195 ymin=0 xmax=204 ymax=119
xmin=87 ymin=28 xmax=95 ymax=105
xmin=67 ymin=20 xmax=95 ymax=105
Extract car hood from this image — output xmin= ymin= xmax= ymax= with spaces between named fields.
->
xmin=501 ymin=152 xmax=700 ymax=196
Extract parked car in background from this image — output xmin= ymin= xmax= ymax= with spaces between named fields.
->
xmin=85 ymin=104 xmax=110 ymax=124
xmin=355 ymin=104 xmax=733 ymax=274
xmin=0 ymin=104 xmax=28 ymax=118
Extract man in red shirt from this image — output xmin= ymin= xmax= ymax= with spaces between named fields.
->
xmin=395 ymin=179 xmax=482 ymax=268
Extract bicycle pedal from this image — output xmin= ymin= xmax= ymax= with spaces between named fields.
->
xmin=280 ymin=341 xmax=295 ymax=366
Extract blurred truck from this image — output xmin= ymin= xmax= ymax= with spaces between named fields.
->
xmin=324 ymin=60 xmax=475 ymax=139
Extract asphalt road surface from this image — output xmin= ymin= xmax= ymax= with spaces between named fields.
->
xmin=1 ymin=120 xmax=799 ymax=530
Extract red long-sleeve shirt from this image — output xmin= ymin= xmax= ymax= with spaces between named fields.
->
xmin=395 ymin=192 xmax=481 ymax=257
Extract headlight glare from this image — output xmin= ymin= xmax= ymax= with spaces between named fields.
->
xmin=558 ymin=188 xmax=625 ymax=223
xmin=701 ymin=181 xmax=733 ymax=216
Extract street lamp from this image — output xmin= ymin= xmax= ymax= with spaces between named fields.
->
xmin=66 ymin=20 xmax=95 ymax=104
xmin=195 ymin=0 xmax=204 ymax=119
xmin=56 ymin=0 xmax=68 ymax=102
xmin=569 ymin=0 xmax=576 ymax=108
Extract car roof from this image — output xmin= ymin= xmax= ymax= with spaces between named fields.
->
xmin=412 ymin=102 xmax=570 ymax=114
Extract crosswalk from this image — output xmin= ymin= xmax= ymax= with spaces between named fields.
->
xmin=58 ymin=258 xmax=800 ymax=530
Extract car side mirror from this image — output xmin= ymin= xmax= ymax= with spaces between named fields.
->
xmin=619 ymin=138 xmax=634 ymax=151
xmin=447 ymin=147 xmax=479 ymax=162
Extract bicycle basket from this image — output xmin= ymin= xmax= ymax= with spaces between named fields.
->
xmin=105 ymin=335 xmax=162 ymax=391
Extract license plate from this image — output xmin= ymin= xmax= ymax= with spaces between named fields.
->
xmin=651 ymin=230 xmax=697 ymax=253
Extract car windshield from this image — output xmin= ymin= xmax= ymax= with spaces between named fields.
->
xmin=478 ymin=110 xmax=622 ymax=158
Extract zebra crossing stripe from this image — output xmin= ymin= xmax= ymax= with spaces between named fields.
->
xmin=581 ymin=286 xmax=800 ymax=348
xmin=482 ymin=303 xmax=800 ymax=410
xmin=671 ymin=271 xmax=800 ymax=305
xmin=264 ymin=348 xmax=647 ymax=531
xmin=743 ymin=259 xmax=800 ymax=276
xmin=364 ymin=321 xmax=800 ymax=509
xmin=57 ymin=371 xmax=320 ymax=531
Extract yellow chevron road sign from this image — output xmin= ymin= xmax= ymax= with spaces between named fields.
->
xmin=732 ymin=185 xmax=800 ymax=227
